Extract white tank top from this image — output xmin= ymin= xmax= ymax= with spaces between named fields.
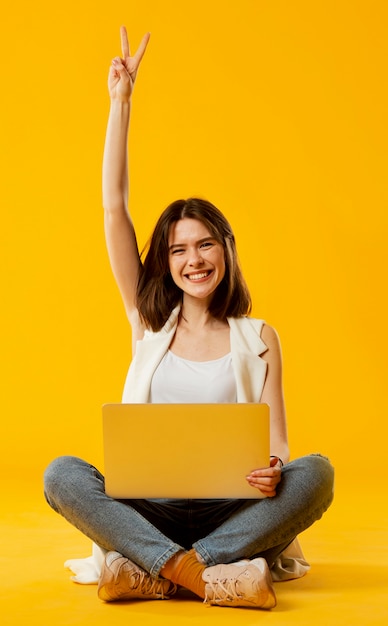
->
xmin=149 ymin=350 xmax=237 ymax=403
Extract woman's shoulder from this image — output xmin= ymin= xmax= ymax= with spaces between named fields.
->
xmin=230 ymin=315 xmax=278 ymax=337
xmin=231 ymin=316 xmax=281 ymax=355
xmin=259 ymin=323 xmax=282 ymax=362
xmin=260 ymin=322 xmax=280 ymax=344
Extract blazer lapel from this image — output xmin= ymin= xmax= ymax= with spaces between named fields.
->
xmin=228 ymin=317 xmax=268 ymax=403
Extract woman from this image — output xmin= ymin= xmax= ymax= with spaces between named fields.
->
xmin=44 ymin=27 xmax=334 ymax=609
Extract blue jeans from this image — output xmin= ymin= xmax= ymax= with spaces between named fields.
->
xmin=44 ymin=454 xmax=334 ymax=578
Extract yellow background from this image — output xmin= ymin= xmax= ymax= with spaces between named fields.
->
xmin=1 ymin=0 xmax=387 ymax=489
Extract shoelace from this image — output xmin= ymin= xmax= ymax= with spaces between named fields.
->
xmin=132 ymin=570 xmax=170 ymax=598
xmin=205 ymin=576 xmax=242 ymax=603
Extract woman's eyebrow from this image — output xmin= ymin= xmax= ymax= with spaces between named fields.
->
xmin=169 ymin=236 xmax=216 ymax=250
xmin=168 ymin=243 xmax=185 ymax=251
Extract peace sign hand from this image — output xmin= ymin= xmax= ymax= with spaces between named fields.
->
xmin=108 ymin=26 xmax=150 ymax=102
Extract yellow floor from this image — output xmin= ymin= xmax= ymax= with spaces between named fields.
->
xmin=1 ymin=476 xmax=387 ymax=626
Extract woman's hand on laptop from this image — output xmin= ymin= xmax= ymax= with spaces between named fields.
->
xmin=246 ymin=457 xmax=282 ymax=497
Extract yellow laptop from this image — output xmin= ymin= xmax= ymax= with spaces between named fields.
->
xmin=102 ymin=403 xmax=270 ymax=499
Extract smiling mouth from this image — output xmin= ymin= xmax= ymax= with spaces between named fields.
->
xmin=186 ymin=271 xmax=211 ymax=280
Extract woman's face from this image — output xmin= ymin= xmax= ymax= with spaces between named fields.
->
xmin=168 ymin=218 xmax=226 ymax=302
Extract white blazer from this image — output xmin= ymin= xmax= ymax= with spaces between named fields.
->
xmin=122 ymin=305 xmax=268 ymax=403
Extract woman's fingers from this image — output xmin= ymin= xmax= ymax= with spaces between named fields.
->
xmin=246 ymin=477 xmax=277 ymax=497
xmin=247 ymin=466 xmax=282 ymax=480
xmin=120 ymin=25 xmax=150 ymax=68
xmin=118 ymin=27 xmax=150 ymax=85
xmin=120 ymin=25 xmax=130 ymax=59
xmin=109 ymin=27 xmax=149 ymax=99
xmin=133 ymin=32 xmax=151 ymax=65
xmin=246 ymin=465 xmax=282 ymax=496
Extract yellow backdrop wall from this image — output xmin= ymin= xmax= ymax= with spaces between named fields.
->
xmin=1 ymin=1 xmax=387 ymax=488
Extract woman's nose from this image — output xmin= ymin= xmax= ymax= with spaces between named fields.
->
xmin=188 ymin=249 xmax=204 ymax=266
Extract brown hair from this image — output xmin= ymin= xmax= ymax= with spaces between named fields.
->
xmin=136 ymin=198 xmax=252 ymax=330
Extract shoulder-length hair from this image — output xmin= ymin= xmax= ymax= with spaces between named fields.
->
xmin=136 ymin=198 xmax=252 ymax=330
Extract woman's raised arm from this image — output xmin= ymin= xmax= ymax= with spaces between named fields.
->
xmin=103 ymin=27 xmax=150 ymax=330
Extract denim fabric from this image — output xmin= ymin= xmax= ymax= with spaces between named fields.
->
xmin=44 ymin=454 xmax=334 ymax=578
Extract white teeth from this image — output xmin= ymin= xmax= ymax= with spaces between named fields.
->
xmin=187 ymin=272 xmax=209 ymax=280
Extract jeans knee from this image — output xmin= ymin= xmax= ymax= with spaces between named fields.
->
xmin=43 ymin=455 xmax=84 ymax=508
xmin=287 ymin=454 xmax=334 ymax=501
xmin=304 ymin=453 xmax=335 ymax=501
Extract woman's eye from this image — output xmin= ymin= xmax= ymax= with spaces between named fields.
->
xmin=200 ymin=242 xmax=213 ymax=249
xmin=171 ymin=248 xmax=184 ymax=255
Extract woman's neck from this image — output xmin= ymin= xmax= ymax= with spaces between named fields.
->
xmin=180 ymin=297 xmax=213 ymax=329
xmin=179 ymin=298 xmax=225 ymax=330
